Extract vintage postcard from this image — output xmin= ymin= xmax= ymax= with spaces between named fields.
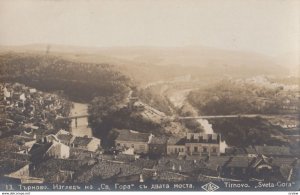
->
xmin=0 ymin=0 xmax=299 ymax=193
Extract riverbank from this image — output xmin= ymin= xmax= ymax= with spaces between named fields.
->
xmin=70 ymin=102 xmax=92 ymax=137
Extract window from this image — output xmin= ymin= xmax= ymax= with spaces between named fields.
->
xmin=194 ymin=146 xmax=198 ymax=152
xmin=187 ymin=146 xmax=190 ymax=152
xmin=203 ymin=147 xmax=207 ymax=152
xmin=231 ymin=167 xmax=234 ymax=175
xmin=212 ymin=147 xmax=217 ymax=153
xmin=175 ymin=148 xmax=178 ymax=153
xmin=242 ymin=168 xmax=246 ymax=174
xmin=139 ymin=145 xmax=145 ymax=150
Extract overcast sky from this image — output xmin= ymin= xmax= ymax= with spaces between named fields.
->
xmin=0 ymin=0 xmax=299 ymax=58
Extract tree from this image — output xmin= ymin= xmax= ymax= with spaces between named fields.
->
xmin=88 ymin=94 xmax=126 ymax=126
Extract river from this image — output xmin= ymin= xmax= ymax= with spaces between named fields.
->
xmin=168 ymin=88 xmax=228 ymax=153
xmin=70 ymin=102 xmax=92 ymax=137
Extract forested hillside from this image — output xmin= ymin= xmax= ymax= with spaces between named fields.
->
xmin=0 ymin=53 xmax=131 ymax=102
xmin=187 ymin=78 xmax=299 ymax=115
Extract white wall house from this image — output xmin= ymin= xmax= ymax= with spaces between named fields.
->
xmin=46 ymin=140 xmax=70 ymax=159
xmin=72 ymin=137 xmax=101 ymax=152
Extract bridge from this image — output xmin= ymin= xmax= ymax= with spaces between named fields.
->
xmin=55 ymin=114 xmax=89 ymax=120
xmin=177 ymin=114 xmax=299 ymax=120
xmin=56 ymin=113 xmax=298 ymax=121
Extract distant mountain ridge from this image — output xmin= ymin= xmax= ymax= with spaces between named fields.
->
xmin=0 ymin=44 xmax=288 ymax=85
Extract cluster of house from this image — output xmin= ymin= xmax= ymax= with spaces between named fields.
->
xmin=278 ymin=89 xmax=300 ymax=111
xmin=29 ymin=129 xmax=101 ymax=160
xmin=6 ymin=128 xmax=101 ymax=163
xmin=0 ymin=82 xmax=71 ymax=138
xmin=0 ymin=82 xmax=299 ymax=184
xmin=114 ymin=129 xmax=221 ymax=157
xmin=1 ymin=125 xmax=299 ymax=184
xmin=0 ymin=128 xmax=101 ymax=183
xmin=111 ymin=129 xmax=299 ymax=182
xmin=0 ymin=83 xmax=101 ymax=183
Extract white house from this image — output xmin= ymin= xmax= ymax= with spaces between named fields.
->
xmin=46 ymin=140 xmax=70 ymax=159
xmin=71 ymin=136 xmax=101 ymax=152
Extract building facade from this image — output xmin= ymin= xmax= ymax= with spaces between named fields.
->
xmin=46 ymin=140 xmax=70 ymax=159
xmin=185 ymin=133 xmax=220 ymax=156
xmin=114 ymin=129 xmax=153 ymax=154
xmin=166 ymin=133 xmax=221 ymax=156
xmin=72 ymin=137 xmax=101 ymax=152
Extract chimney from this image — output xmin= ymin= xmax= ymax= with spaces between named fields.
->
xmin=205 ymin=155 xmax=210 ymax=162
xmin=217 ymin=165 xmax=221 ymax=177
xmin=268 ymin=157 xmax=273 ymax=163
xmin=292 ymin=158 xmax=298 ymax=166
xmin=172 ymin=164 xmax=175 ymax=171
xmin=148 ymin=134 xmax=154 ymax=144
xmin=139 ymin=174 xmax=144 ymax=182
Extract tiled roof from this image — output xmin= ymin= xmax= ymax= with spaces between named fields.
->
xmin=0 ymin=159 xmax=28 ymax=176
xmin=0 ymin=137 xmax=23 ymax=152
xmin=131 ymin=159 xmax=157 ymax=169
xmin=225 ymin=147 xmax=247 ymax=156
xmin=254 ymin=146 xmax=292 ymax=156
xmin=75 ymin=161 xmax=143 ymax=182
xmin=186 ymin=133 xmax=220 ymax=144
xmin=31 ymin=158 xmax=84 ymax=182
xmin=29 ymin=142 xmax=52 ymax=156
xmin=245 ymin=147 xmax=257 ymax=154
xmin=0 ymin=152 xmax=30 ymax=162
xmin=156 ymin=157 xmax=205 ymax=173
xmin=167 ymin=137 xmax=185 ymax=145
xmin=114 ymin=154 xmax=136 ymax=162
xmin=279 ymin=165 xmax=293 ymax=180
xmin=72 ymin=137 xmax=93 ymax=146
xmin=69 ymin=148 xmax=95 ymax=162
xmin=57 ymin=134 xmax=74 ymax=142
xmin=157 ymin=171 xmax=189 ymax=182
xmin=149 ymin=136 xmax=167 ymax=145
xmin=272 ymin=158 xmax=298 ymax=167
xmin=117 ymin=164 xmax=142 ymax=177
xmin=224 ymin=156 xmax=254 ymax=168
xmin=204 ymin=156 xmax=231 ymax=170
xmin=13 ymin=135 xmax=35 ymax=143
xmin=115 ymin=129 xmax=150 ymax=142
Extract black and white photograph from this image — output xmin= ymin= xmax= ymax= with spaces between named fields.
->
xmin=0 ymin=0 xmax=299 ymax=193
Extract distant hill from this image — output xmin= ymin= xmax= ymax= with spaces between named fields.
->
xmin=0 ymin=44 xmax=288 ymax=85
xmin=0 ymin=52 xmax=131 ymax=102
